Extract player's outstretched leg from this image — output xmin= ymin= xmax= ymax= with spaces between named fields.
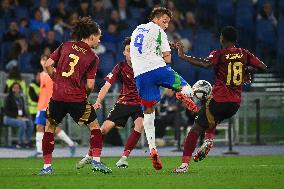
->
xmin=193 ymin=127 xmax=215 ymax=162
xmin=176 ymin=88 xmax=198 ymax=113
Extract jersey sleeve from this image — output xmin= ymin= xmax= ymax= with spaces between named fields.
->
xmin=86 ymin=57 xmax=99 ymax=79
xmin=49 ymin=43 xmax=63 ymax=62
xmin=104 ymin=63 xmax=121 ymax=84
xmin=208 ymin=50 xmax=219 ymax=65
xmin=244 ymin=49 xmax=262 ymax=67
xmin=161 ymin=29 xmax=171 ymax=53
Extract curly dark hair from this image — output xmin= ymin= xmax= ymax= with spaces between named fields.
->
xmin=221 ymin=26 xmax=238 ymax=43
xmin=123 ymin=37 xmax=131 ymax=49
xmin=149 ymin=7 xmax=172 ymax=21
xmin=72 ymin=16 xmax=100 ymax=40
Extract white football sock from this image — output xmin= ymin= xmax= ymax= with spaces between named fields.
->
xmin=56 ymin=130 xmax=74 ymax=147
xmin=143 ymin=112 xmax=156 ymax=151
xmin=44 ymin=164 xmax=51 ymax=169
xmin=36 ymin=132 xmax=44 ymax=153
xmin=93 ymin=157 xmax=100 ymax=162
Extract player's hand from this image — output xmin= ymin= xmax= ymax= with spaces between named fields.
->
xmin=93 ymin=102 xmax=102 ymax=110
xmin=176 ymin=41 xmax=185 ymax=58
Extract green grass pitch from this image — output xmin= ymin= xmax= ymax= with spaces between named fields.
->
xmin=0 ymin=156 xmax=283 ymax=189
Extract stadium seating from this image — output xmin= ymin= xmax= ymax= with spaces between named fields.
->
xmin=14 ymin=6 xmax=30 ymax=20
xmin=98 ymin=53 xmax=116 ymax=77
xmin=18 ymin=53 xmax=34 ymax=73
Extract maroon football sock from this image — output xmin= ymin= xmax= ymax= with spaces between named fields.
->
xmin=123 ymin=130 xmax=141 ymax=157
xmin=205 ymin=127 xmax=216 ymax=140
xmin=42 ymin=132 xmax=55 ymax=164
xmin=182 ymin=130 xmax=199 ymax=164
xmin=90 ymin=129 xmax=103 ymax=158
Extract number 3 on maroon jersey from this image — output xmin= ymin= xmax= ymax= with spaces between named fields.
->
xmin=62 ymin=54 xmax=80 ymax=77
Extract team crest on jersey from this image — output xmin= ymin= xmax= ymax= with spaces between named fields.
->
xmin=107 ymin=73 xmax=113 ymax=79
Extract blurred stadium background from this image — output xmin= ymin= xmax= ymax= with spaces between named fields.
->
xmin=0 ymin=0 xmax=284 ymax=155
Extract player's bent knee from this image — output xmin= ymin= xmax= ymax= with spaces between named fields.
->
xmin=191 ymin=123 xmax=205 ymax=136
xmin=88 ymin=119 xmax=100 ymax=130
xmin=45 ymin=119 xmax=57 ymax=133
xmin=134 ymin=118 xmax=144 ymax=133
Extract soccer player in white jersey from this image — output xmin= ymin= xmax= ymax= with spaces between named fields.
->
xmin=130 ymin=7 xmax=197 ymax=170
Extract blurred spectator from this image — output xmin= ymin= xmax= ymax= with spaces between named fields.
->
xmin=3 ymin=82 xmax=34 ymax=149
xmin=18 ymin=17 xmax=29 ymax=37
xmin=2 ymin=21 xmax=21 ymax=42
xmin=42 ymin=31 xmax=60 ymax=52
xmin=0 ymin=0 xmax=14 ymax=19
xmin=42 ymin=46 xmax=51 ymax=56
xmin=103 ymin=21 xmax=120 ymax=43
xmin=155 ymin=89 xmax=184 ymax=146
xmin=67 ymin=12 xmax=79 ymax=28
xmin=115 ymin=0 xmax=131 ymax=21
xmin=39 ymin=0 xmax=50 ymax=22
xmin=4 ymin=66 xmax=27 ymax=95
xmin=77 ymin=0 xmax=91 ymax=17
xmin=166 ymin=0 xmax=183 ymax=27
xmin=166 ymin=21 xmax=192 ymax=52
xmin=128 ymin=0 xmax=148 ymax=8
xmin=52 ymin=0 xmax=69 ymax=20
xmin=257 ymin=2 xmax=278 ymax=28
xmin=28 ymin=32 xmax=42 ymax=70
xmin=91 ymin=0 xmax=109 ymax=26
xmin=108 ymin=9 xmax=129 ymax=30
xmin=6 ymin=35 xmax=28 ymax=71
xmin=29 ymin=8 xmax=50 ymax=38
xmin=28 ymin=70 xmax=40 ymax=121
xmin=183 ymin=11 xmax=197 ymax=31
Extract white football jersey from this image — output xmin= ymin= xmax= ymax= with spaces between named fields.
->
xmin=130 ymin=22 xmax=171 ymax=77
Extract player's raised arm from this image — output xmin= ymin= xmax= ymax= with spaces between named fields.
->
xmin=94 ymin=82 xmax=111 ymax=109
xmin=176 ymin=41 xmax=212 ymax=68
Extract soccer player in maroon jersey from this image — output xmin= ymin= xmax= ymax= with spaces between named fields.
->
xmin=173 ymin=26 xmax=267 ymax=173
xmin=76 ymin=37 xmax=144 ymax=169
xmin=39 ymin=16 xmax=112 ymax=175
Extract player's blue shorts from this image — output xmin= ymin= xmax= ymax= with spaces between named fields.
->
xmin=34 ymin=110 xmax=46 ymax=126
xmin=135 ymin=65 xmax=188 ymax=106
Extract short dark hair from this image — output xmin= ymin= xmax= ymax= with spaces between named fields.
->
xmin=149 ymin=7 xmax=172 ymax=21
xmin=123 ymin=37 xmax=131 ymax=49
xmin=221 ymin=26 xmax=237 ymax=43
xmin=72 ymin=16 xmax=100 ymax=40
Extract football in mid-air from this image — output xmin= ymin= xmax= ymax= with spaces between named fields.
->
xmin=192 ymin=80 xmax=212 ymax=100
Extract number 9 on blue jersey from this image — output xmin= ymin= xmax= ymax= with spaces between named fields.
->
xmin=134 ymin=34 xmax=144 ymax=54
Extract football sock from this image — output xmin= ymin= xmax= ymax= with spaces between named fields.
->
xmin=36 ymin=132 xmax=44 ymax=153
xmin=182 ymin=130 xmax=199 ymax=164
xmin=205 ymin=127 xmax=216 ymax=140
xmin=44 ymin=164 xmax=51 ymax=169
xmin=123 ymin=130 xmax=141 ymax=157
xmin=143 ymin=112 xmax=156 ymax=150
xmin=90 ymin=129 xmax=102 ymax=162
xmin=57 ymin=130 xmax=74 ymax=146
xmin=42 ymin=132 xmax=54 ymax=165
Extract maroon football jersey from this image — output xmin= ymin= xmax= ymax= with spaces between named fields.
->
xmin=208 ymin=46 xmax=261 ymax=103
xmin=49 ymin=41 xmax=99 ymax=102
xmin=104 ymin=61 xmax=141 ymax=106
